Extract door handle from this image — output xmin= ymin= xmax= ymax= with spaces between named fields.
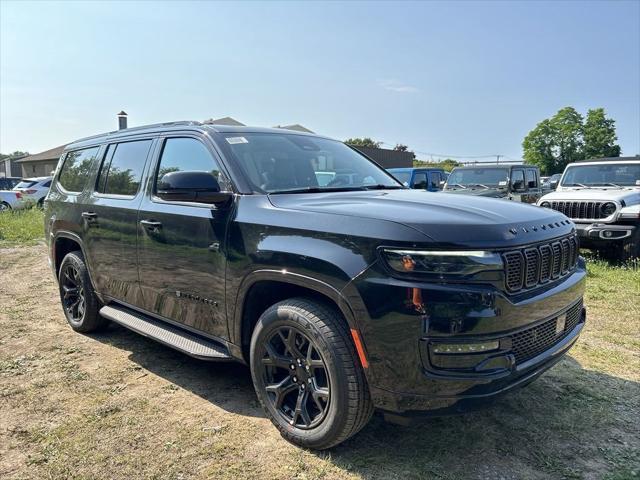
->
xmin=140 ymin=220 xmax=162 ymax=230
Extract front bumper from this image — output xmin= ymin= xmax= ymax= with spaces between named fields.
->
xmin=344 ymin=260 xmax=587 ymax=414
xmin=575 ymin=222 xmax=636 ymax=242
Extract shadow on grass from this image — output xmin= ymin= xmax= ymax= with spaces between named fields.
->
xmin=90 ymin=322 xmax=639 ymax=478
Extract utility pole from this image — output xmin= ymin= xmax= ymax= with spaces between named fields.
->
xmin=496 ymin=155 xmax=502 ymax=165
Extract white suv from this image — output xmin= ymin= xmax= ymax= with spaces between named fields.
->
xmin=537 ymin=157 xmax=640 ymax=261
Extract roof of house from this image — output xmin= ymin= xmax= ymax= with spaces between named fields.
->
xmin=16 ymin=144 xmax=67 ymax=163
xmin=203 ymin=116 xmax=246 ymax=126
xmin=275 ymin=124 xmax=315 ymax=133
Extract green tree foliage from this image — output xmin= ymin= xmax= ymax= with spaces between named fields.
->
xmin=345 ymin=137 xmax=382 ymax=148
xmin=0 ymin=151 xmax=29 ymax=161
xmin=414 ymin=158 xmax=461 ymax=171
xmin=523 ymin=107 xmax=621 ymax=175
xmin=583 ymin=108 xmax=621 ymax=159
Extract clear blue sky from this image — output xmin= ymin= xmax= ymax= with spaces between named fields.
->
xmin=1 ymin=0 xmax=639 ymax=160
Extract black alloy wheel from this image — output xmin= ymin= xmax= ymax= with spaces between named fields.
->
xmin=61 ymin=263 xmax=86 ymax=323
xmin=261 ymin=326 xmax=331 ymax=429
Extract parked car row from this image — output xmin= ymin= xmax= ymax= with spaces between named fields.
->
xmin=0 ymin=176 xmax=52 ymax=211
xmin=384 ymin=158 xmax=640 ymax=260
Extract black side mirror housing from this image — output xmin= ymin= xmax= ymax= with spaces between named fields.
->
xmin=157 ymin=171 xmax=232 ymax=205
xmin=550 ymin=180 xmax=559 ymax=189
xmin=528 ymin=180 xmax=537 ymax=188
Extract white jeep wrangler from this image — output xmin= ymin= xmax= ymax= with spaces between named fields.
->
xmin=538 ymin=157 xmax=640 ymax=261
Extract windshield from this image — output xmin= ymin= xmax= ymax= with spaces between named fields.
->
xmin=561 ymin=163 xmax=640 ymax=187
xmin=14 ymin=180 xmax=37 ymax=189
xmin=221 ymin=133 xmax=403 ymax=193
xmin=446 ymin=168 xmax=509 ymax=187
xmin=388 ymin=170 xmax=411 ymax=185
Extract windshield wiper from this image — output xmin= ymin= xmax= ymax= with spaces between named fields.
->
xmin=448 ymin=183 xmax=467 ymax=189
xmin=599 ymin=182 xmax=622 ymax=188
xmin=362 ymin=184 xmax=404 ymax=190
xmin=469 ymin=183 xmax=490 ymax=189
xmin=565 ymin=183 xmax=591 ymax=188
xmin=268 ymin=186 xmax=366 ymax=194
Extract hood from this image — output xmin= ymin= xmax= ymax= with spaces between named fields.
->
xmin=540 ymin=187 xmax=640 ymax=204
xmin=268 ymin=189 xmax=574 ymax=247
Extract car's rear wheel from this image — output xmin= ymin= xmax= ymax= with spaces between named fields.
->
xmin=0 ymin=202 xmax=11 ymax=212
xmin=58 ymin=251 xmax=107 ymax=333
xmin=250 ymin=298 xmax=373 ymax=449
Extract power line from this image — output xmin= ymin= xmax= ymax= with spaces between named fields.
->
xmin=378 ymin=141 xmax=504 ymax=159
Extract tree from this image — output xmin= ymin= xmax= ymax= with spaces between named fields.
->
xmin=522 ymin=106 xmax=620 ymax=175
xmin=583 ymin=108 xmax=621 ymax=159
xmin=345 ymin=137 xmax=382 ymax=148
xmin=0 ymin=150 xmax=29 ymax=161
xmin=393 ymin=144 xmax=408 ymax=152
xmin=413 ymin=158 xmax=461 ymax=171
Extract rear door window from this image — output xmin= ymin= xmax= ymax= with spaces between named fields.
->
xmin=15 ymin=180 xmax=37 ymax=189
xmin=413 ymin=172 xmax=427 ymax=189
xmin=526 ymin=169 xmax=537 ymax=188
xmin=429 ymin=172 xmax=441 ymax=189
xmin=58 ymin=147 xmax=100 ymax=193
xmin=96 ymin=140 xmax=152 ymax=197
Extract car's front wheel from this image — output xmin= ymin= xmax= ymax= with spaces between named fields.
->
xmin=0 ymin=202 xmax=11 ymax=212
xmin=250 ymin=298 xmax=373 ymax=449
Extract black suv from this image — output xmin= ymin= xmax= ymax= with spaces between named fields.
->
xmin=45 ymin=122 xmax=586 ymax=449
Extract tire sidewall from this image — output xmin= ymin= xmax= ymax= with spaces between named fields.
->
xmin=250 ymin=302 xmax=352 ymax=448
xmin=58 ymin=251 xmax=99 ymax=331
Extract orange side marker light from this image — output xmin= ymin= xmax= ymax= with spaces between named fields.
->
xmin=350 ymin=328 xmax=369 ymax=369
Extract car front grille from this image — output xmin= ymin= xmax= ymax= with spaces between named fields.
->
xmin=548 ymin=201 xmax=611 ymax=220
xmin=503 ymin=234 xmax=579 ymax=293
xmin=511 ymin=299 xmax=583 ymax=364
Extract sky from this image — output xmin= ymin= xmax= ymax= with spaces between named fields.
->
xmin=1 ymin=0 xmax=639 ymax=161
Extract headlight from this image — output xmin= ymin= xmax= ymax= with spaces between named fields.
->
xmin=381 ymin=249 xmax=503 ymax=277
xmin=540 ymin=201 xmax=551 ymax=208
xmin=619 ymin=204 xmax=640 ymax=219
xmin=601 ymin=202 xmax=616 ymax=217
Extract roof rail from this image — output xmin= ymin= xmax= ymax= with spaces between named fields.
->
xmin=69 ymin=120 xmax=203 ymax=144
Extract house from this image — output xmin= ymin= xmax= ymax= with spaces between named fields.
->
xmin=203 ymin=116 xmax=246 ymax=126
xmin=0 ymin=152 xmax=28 ymax=178
xmin=15 ymin=144 xmax=67 ymax=177
xmin=348 ymin=145 xmax=414 ymax=169
xmin=274 ymin=124 xmax=315 ymax=134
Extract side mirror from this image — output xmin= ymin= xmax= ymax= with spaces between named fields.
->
xmin=439 ymin=180 xmax=445 ymax=189
xmin=527 ymin=180 xmax=537 ymax=188
xmin=550 ymin=180 xmax=559 ymax=189
xmin=157 ymin=171 xmax=232 ymax=205
xmin=512 ymin=179 xmax=525 ymax=191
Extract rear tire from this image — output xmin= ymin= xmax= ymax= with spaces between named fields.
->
xmin=250 ymin=298 xmax=373 ymax=449
xmin=0 ymin=202 xmax=11 ymax=212
xmin=58 ymin=251 xmax=107 ymax=333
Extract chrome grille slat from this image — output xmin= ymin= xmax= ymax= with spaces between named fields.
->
xmin=503 ymin=234 xmax=579 ymax=293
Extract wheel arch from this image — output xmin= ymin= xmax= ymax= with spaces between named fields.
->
xmin=233 ymin=270 xmax=361 ymax=365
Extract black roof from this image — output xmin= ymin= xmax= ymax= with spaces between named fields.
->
xmin=66 ymin=121 xmax=331 ymax=150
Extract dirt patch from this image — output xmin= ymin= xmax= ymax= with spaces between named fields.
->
xmin=1 ymin=245 xmax=638 ymax=479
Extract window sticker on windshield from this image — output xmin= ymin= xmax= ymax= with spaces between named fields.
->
xmin=226 ymin=137 xmax=249 ymax=144
xmin=499 ymin=181 xmax=507 ymax=186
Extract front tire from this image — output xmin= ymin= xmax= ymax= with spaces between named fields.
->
xmin=0 ymin=202 xmax=11 ymax=212
xmin=250 ymin=298 xmax=373 ymax=449
xmin=58 ymin=251 xmax=107 ymax=333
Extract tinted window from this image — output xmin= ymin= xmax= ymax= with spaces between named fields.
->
xmin=413 ymin=172 xmax=427 ymax=189
xmin=96 ymin=140 xmax=152 ymax=196
xmin=526 ymin=169 xmax=537 ymax=187
xmin=42 ymin=180 xmax=52 ymax=188
xmin=511 ymin=169 xmax=525 ymax=190
xmin=560 ymin=163 xmax=640 ymax=187
xmin=429 ymin=172 xmax=441 ymax=188
xmin=155 ymin=138 xmax=224 ymax=191
xmin=389 ymin=171 xmax=411 ymax=185
xmin=58 ymin=147 xmax=99 ymax=193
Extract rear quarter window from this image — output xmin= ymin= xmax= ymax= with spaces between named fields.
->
xmin=58 ymin=147 xmax=100 ymax=193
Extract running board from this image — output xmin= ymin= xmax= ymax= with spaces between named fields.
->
xmin=99 ymin=305 xmax=232 ymax=361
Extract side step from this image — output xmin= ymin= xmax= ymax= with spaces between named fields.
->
xmin=99 ymin=305 xmax=233 ymax=361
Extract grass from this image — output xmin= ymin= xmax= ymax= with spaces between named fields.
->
xmin=0 ymin=213 xmax=638 ymax=479
xmin=0 ymin=208 xmax=45 ymax=246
